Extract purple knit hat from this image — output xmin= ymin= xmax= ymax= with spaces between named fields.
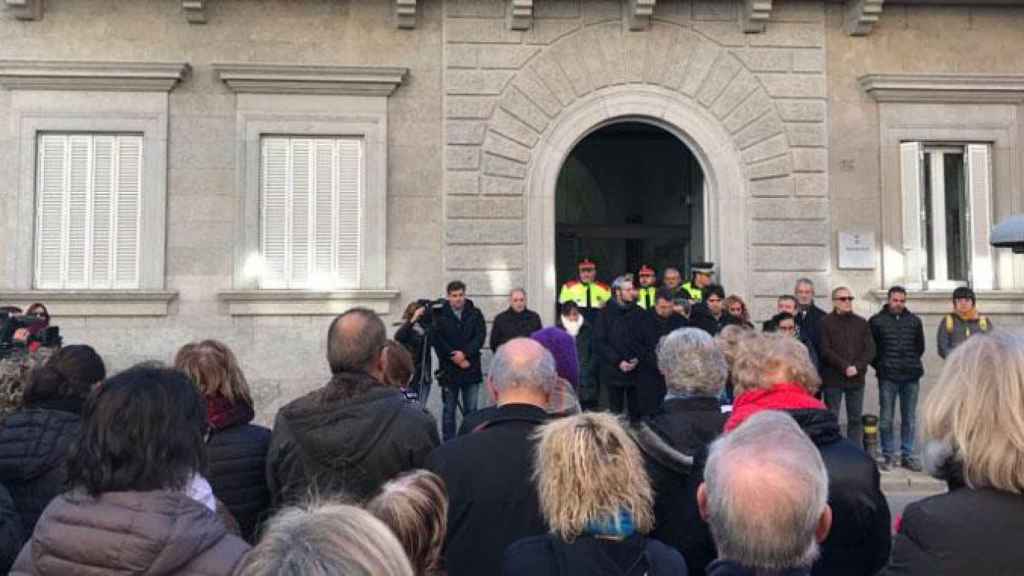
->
xmin=530 ymin=326 xmax=579 ymax=390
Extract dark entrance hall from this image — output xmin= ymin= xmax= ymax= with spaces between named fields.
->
xmin=555 ymin=121 xmax=705 ymax=287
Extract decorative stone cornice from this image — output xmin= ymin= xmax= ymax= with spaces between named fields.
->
xmin=741 ymin=0 xmax=772 ymax=33
xmin=0 ymin=60 xmax=190 ymax=92
xmin=182 ymin=0 xmax=206 ymax=24
xmin=509 ymin=0 xmax=533 ymax=30
xmin=861 ymin=74 xmax=1024 ymax=103
xmin=846 ymin=0 xmax=884 ymax=36
xmin=4 ymin=0 xmax=43 ymax=21
xmin=395 ymin=0 xmax=416 ymax=29
xmin=213 ymin=63 xmax=408 ymax=96
xmin=628 ymin=0 xmax=656 ymax=30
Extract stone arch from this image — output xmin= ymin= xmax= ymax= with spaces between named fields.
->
xmin=476 ymin=22 xmax=795 ymax=320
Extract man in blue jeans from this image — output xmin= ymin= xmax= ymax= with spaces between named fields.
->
xmin=869 ymin=286 xmax=925 ymax=471
xmin=433 ymin=280 xmax=486 ymax=441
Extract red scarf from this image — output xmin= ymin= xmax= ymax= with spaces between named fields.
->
xmin=206 ymin=395 xmax=255 ymax=432
xmin=724 ymin=382 xmax=825 ymax=432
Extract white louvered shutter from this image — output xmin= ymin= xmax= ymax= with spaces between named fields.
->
xmin=337 ymin=139 xmax=362 ymax=288
xmin=260 ymin=136 xmax=363 ymax=289
xmin=899 ymin=142 xmax=925 ymax=289
xmin=261 ymin=138 xmax=290 ymax=289
xmin=34 ymin=134 xmax=142 ymax=290
xmin=113 ymin=136 xmax=142 ymax=289
xmin=967 ymin=144 xmax=994 ymax=290
xmin=36 ymin=136 xmax=68 ymax=289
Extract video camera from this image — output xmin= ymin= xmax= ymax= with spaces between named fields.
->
xmin=0 ymin=303 xmax=62 ymax=360
xmin=414 ymin=298 xmax=447 ymax=324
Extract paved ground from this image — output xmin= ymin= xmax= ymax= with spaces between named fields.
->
xmin=880 ymin=466 xmax=946 ymax=518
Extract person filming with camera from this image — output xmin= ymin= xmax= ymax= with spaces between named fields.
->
xmin=432 ymin=281 xmax=486 ymax=441
xmin=395 ymin=300 xmax=441 ymax=404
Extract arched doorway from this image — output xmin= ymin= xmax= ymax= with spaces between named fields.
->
xmin=555 ymin=121 xmax=705 ymax=289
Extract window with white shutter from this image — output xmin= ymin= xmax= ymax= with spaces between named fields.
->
xmin=34 ymin=134 xmax=143 ymax=290
xmin=899 ymin=142 xmax=994 ymax=291
xmin=259 ymin=136 xmax=363 ymax=289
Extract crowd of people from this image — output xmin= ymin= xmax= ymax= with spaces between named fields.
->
xmin=0 ymin=261 xmax=1017 ymax=575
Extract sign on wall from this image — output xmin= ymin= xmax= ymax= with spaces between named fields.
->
xmin=838 ymin=231 xmax=876 ymax=270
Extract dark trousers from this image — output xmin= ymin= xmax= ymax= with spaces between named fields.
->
xmin=608 ymin=385 xmax=642 ymax=421
xmin=442 ymin=381 xmax=480 ymax=442
xmin=823 ymin=386 xmax=865 ymax=450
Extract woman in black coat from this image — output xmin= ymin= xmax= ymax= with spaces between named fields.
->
xmin=881 ymin=332 xmax=1024 ymax=576
xmin=395 ymin=301 xmax=435 ymax=404
xmin=175 ymin=340 xmax=271 ymax=543
xmin=503 ymin=412 xmax=687 ymax=576
xmin=0 ymin=345 xmax=104 ymax=535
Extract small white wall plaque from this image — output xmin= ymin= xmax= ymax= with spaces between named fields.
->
xmin=838 ymin=231 xmax=876 ymax=270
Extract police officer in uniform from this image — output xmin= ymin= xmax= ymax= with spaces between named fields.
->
xmin=558 ymin=258 xmax=611 ymax=325
xmin=681 ymin=261 xmax=715 ymax=302
xmin=636 ymin=265 xmax=658 ymax=310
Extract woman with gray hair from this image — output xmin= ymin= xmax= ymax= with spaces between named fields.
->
xmin=233 ymin=501 xmax=414 ymax=576
xmin=881 ymin=331 xmax=1024 ymax=575
xmin=503 ymin=412 xmax=687 ymax=575
xmin=631 ymin=327 xmax=729 ymax=576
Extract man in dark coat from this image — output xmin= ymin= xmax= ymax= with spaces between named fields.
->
xmin=593 ymin=275 xmax=645 ymax=419
xmin=635 ymin=288 xmax=687 ymax=417
xmin=689 ymin=284 xmax=741 ymax=336
xmin=819 ymin=286 xmax=875 ymax=448
xmin=267 ymin=308 xmax=440 ymax=505
xmin=489 ymin=288 xmax=542 ymax=352
xmin=426 ymin=338 xmax=554 ymax=576
xmin=633 ymin=327 xmax=727 ymax=576
xmin=432 ymin=280 xmax=487 ymax=441
xmin=700 ymin=412 xmax=833 ymax=576
xmin=795 ymin=278 xmax=828 ymax=363
xmin=869 ymin=286 xmax=925 ymax=471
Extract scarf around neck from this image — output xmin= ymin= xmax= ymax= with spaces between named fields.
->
xmin=562 ymin=315 xmax=584 ymax=337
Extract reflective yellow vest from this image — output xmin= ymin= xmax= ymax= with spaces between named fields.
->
xmin=559 ymin=280 xmax=611 ymax=310
xmin=681 ymin=282 xmax=703 ymax=302
xmin=637 ymin=286 xmax=657 ymax=309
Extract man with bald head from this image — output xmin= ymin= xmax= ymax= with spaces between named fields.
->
xmin=267 ymin=307 xmax=440 ymax=506
xmin=427 ymin=338 xmax=556 ymax=576
xmin=700 ymin=411 xmax=832 ymax=576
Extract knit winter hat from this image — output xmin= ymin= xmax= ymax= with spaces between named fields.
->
xmin=530 ymin=327 xmax=579 ymax=390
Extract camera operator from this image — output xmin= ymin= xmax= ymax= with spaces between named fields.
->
xmin=432 ymin=281 xmax=486 ymax=442
xmin=395 ymin=300 xmax=439 ymax=404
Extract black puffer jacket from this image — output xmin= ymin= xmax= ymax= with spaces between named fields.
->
xmin=0 ymin=483 xmax=23 ymax=574
xmin=0 ymin=407 xmax=80 ymax=534
xmin=267 ymin=372 xmax=440 ymax=506
xmin=881 ymin=487 xmax=1024 ymax=576
xmin=789 ymin=408 xmax=891 ymax=576
xmin=869 ymin=305 xmax=925 ymax=382
xmin=594 ymin=300 xmax=645 ymax=388
xmin=640 ymin=396 xmax=726 ymax=576
xmin=206 ymin=400 xmax=271 ymax=542
xmin=503 ymin=533 xmax=688 ymax=576
xmin=432 ymin=300 xmax=487 ymax=387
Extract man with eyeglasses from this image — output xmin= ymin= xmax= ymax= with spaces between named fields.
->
xmin=819 ymin=287 xmax=876 ymax=449
xmin=869 ymin=286 xmax=925 ymax=471
xmin=766 ymin=311 xmax=820 ymax=372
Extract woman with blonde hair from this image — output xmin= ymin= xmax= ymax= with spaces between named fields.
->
xmin=233 ymin=501 xmax=414 ymax=576
xmin=724 ymin=333 xmax=891 ymax=576
xmin=503 ymin=412 xmax=687 ymax=575
xmin=367 ymin=470 xmax=448 ymax=576
xmin=175 ymin=339 xmax=270 ymax=541
xmin=882 ymin=331 xmax=1024 ymax=575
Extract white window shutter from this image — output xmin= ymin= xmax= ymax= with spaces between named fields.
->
xmin=91 ymin=136 xmax=115 ymax=288
xmin=35 ymin=135 xmax=68 ymax=289
xmin=261 ymin=138 xmax=290 ymax=289
xmin=900 ymin=142 xmax=925 ymax=288
xmin=313 ymin=140 xmax=336 ymax=285
xmin=337 ymin=139 xmax=362 ymax=288
xmin=967 ymin=144 xmax=995 ymax=290
xmin=65 ymin=135 xmax=92 ymax=289
xmin=290 ymin=139 xmax=312 ymax=288
xmin=114 ymin=136 xmax=143 ymax=288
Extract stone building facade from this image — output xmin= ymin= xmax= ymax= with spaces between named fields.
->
xmin=1 ymin=0 xmax=1022 ymax=422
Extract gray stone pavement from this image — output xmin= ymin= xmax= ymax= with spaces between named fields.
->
xmin=880 ymin=466 xmax=947 ymax=518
